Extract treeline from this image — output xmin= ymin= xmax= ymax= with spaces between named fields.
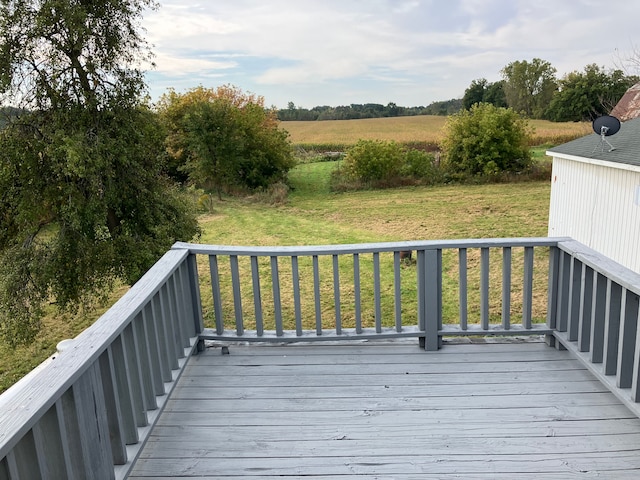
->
xmin=278 ymin=60 xmax=639 ymax=123
xmin=277 ymin=99 xmax=462 ymax=121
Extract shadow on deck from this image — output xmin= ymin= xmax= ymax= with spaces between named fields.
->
xmin=130 ymin=340 xmax=640 ymax=479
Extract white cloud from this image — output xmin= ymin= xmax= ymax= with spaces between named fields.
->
xmin=143 ymin=0 xmax=640 ymax=107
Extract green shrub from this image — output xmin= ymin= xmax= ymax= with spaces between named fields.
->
xmin=342 ymin=140 xmax=404 ymax=182
xmin=441 ymin=103 xmax=533 ymax=176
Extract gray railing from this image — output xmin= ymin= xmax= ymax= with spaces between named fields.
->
xmin=176 ymin=238 xmax=560 ymax=350
xmin=0 ymin=249 xmax=202 ymax=480
xmin=549 ymin=239 xmax=640 ymax=417
xmin=2 ymin=237 xmax=640 ymax=479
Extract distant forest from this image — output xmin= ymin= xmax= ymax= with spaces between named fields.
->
xmin=276 ymin=99 xmax=462 ymax=121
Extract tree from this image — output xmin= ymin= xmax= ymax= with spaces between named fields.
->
xmin=501 ymin=58 xmax=558 ymax=118
xmin=441 ymin=103 xmax=532 ymax=177
xmin=463 ymin=79 xmax=507 ymax=110
xmin=158 ymin=85 xmax=295 ymax=198
xmin=462 ymin=78 xmax=488 ymax=110
xmin=545 ymin=64 xmax=639 ymax=122
xmin=0 ymin=0 xmax=200 ymax=344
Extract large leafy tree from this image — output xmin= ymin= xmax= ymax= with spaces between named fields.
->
xmin=0 ymin=0 xmax=200 ymax=344
xmin=501 ymin=58 xmax=558 ymax=118
xmin=545 ymin=64 xmax=639 ymax=122
xmin=158 ymin=85 xmax=295 ymax=199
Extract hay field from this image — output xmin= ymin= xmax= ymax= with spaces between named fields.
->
xmin=281 ymin=115 xmax=591 ymax=147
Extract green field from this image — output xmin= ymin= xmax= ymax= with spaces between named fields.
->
xmin=0 ymin=121 xmax=561 ymax=394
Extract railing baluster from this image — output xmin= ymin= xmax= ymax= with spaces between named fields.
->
xmin=97 ymin=349 xmax=127 ymax=465
xmin=57 ymin=390 xmax=85 ymax=479
xmin=291 ymin=256 xmax=302 ymax=336
xmin=566 ymin=257 xmax=582 ymax=342
xmin=141 ymin=305 xmax=165 ymax=395
xmin=631 ymin=296 xmax=640 ymax=401
xmin=617 ymin=289 xmax=639 ymax=388
xmin=7 ymin=430 xmax=40 ymax=479
xmin=459 ymin=248 xmax=468 ymax=330
xmin=32 ymin=404 xmax=70 ymax=477
xmin=132 ymin=313 xmax=157 ymax=411
xmin=160 ymin=283 xmax=182 ymax=363
xmin=251 ymin=256 xmax=264 ymax=336
xmin=229 ymin=255 xmax=244 ymax=336
xmin=556 ymin=250 xmax=571 ymax=332
xmin=393 ymin=251 xmax=402 ymax=332
xmin=152 ymin=292 xmax=177 ymax=374
xmin=169 ymin=270 xmax=187 ymax=348
xmin=522 ymin=246 xmax=534 ymax=329
xmin=121 ymin=325 xmax=148 ymax=428
xmin=603 ymin=280 xmax=622 ymax=376
xmin=333 ymin=254 xmax=342 ymax=335
xmin=353 ymin=253 xmax=362 ymax=334
xmin=373 ymin=252 xmax=382 ymax=333
xmin=271 ymin=256 xmax=283 ymax=337
xmin=546 ymin=246 xmax=560 ymax=331
xmin=185 ymin=254 xmax=204 ymax=337
xmin=578 ymin=264 xmax=594 ymax=352
xmin=313 ymin=255 xmax=322 ymax=335
xmin=209 ymin=254 xmax=224 ymax=334
xmin=72 ymin=366 xmax=113 ymax=478
xmin=590 ymin=272 xmax=607 ymax=363
xmin=502 ymin=246 xmax=512 ymax=330
xmin=110 ymin=338 xmax=141 ymax=440
xmin=480 ymin=247 xmax=490 ymax=330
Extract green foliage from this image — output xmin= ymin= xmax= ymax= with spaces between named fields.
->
xmin=545 ymin=64 xmax=639 ymax=122
xmin=501 ymin=58 xmax=558 ymax=118
xmin=342 ymin=140 xmax=404 ymax=182
xmin=441 ymin=103 xmax=533 ymax=177
xmin=0 ymin=0 xmax=200 ymax=345
xmin=463 ymin=79 xmax=508 ymax=110
xmin=332 ymin=140 xmax=440 ymax=190
xmin=158 ymin=85 xmax=295 ymax=197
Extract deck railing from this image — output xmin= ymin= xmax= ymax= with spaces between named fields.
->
xmin=2 ymin=237 xmax=640 ymax=479
xmin=0 ymin=249 xmax=203 ymax=480
xmin=176 ymin=238 xmax=560 ymax=350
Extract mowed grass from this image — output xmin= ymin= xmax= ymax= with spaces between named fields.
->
xmin=195 ymin=164 xmax=551 ymax=342
xmin=0 ymin=145 xmax=556 ymax=394
xmin=282 ymin=115 xmax=591 ymax=147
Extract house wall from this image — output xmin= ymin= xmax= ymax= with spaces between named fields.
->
xmin=548 ymin=155 xmax=640 ymax=273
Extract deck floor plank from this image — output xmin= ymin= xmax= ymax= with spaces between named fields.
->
xmin=128 ymin=341 xmax=640 ymax=479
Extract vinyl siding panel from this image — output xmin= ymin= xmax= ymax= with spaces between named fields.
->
xmin=548 ymin=156 xmax=640 ymax=273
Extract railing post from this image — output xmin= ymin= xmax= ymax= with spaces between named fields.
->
xmin=422 ymin=249 xmax=442 ymax=351
xmin=545 ymin=245 xmax=560 ymax=347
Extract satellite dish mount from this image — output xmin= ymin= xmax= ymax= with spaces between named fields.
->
xmin=591 ymin=115 xmax=621 ymax=154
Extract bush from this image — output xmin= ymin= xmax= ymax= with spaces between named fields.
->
xmin=440 ymin=103 xmax=533 ymax=177
xmin=342 ymin=140 xmax=404 ymax=182
xmin=330 ymin=140 xmax=442 ymax=191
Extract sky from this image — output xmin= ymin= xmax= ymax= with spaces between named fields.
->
xmin=143 ymin=0 xmax=640 ymax=109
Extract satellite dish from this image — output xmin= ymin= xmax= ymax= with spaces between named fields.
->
xmin=592 ymin=115 xmax=621 ymax=136
xmin=591 ymin=115 xmax=620 ymax=153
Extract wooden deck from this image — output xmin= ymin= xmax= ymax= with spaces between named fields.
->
xmin=129 ymin=340 xmax=640 ymax=479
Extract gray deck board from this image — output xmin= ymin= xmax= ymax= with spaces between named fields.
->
xmin=128 ymin=340 xmax=640 ymax=479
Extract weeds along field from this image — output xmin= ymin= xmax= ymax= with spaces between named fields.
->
xmin=281 ymin=115 xmax=591 ymax=150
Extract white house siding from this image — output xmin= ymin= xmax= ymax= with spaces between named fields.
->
xmin=548 ymin=155 xmax=640 ymax=273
